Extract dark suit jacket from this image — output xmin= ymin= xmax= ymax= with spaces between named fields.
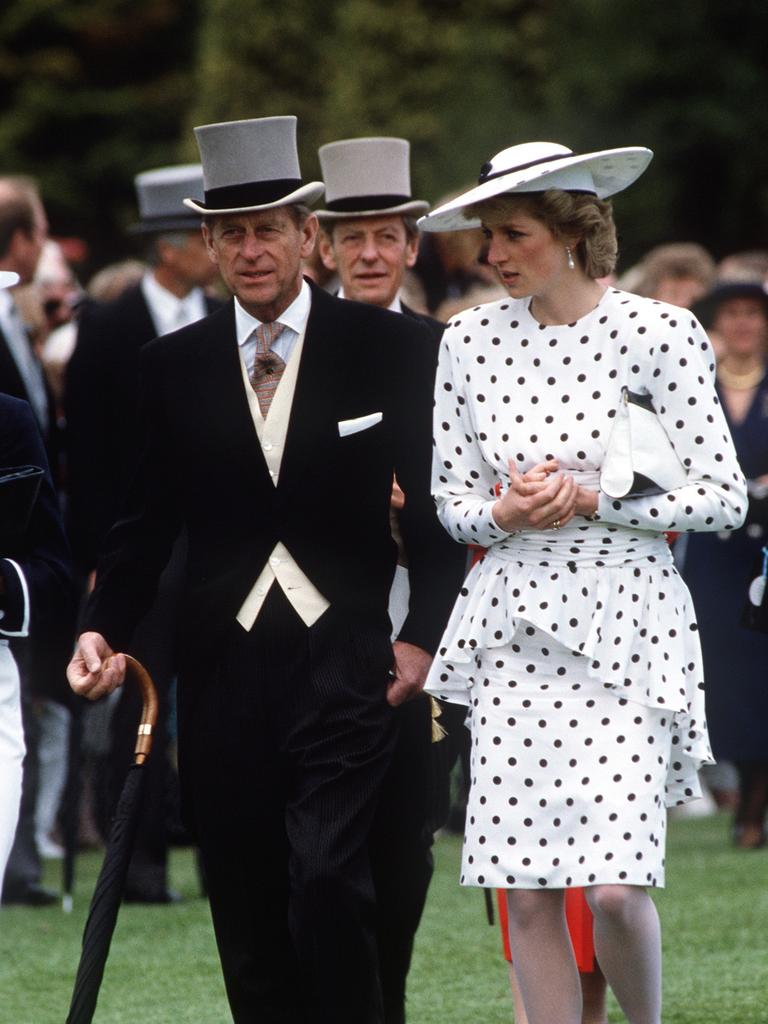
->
xmin=400 ymin=302 xmax=445 ymax=348
xmin=83 ymin=283 xmax=463 ymax=673
xmin=0 ymin=324 xmax=61 ymax=481
xmin=0 ymin=395 xmax=75 ymax=697
xmin=65 ymin=283 xmax=222 ymax=568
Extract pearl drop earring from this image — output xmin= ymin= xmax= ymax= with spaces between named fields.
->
xmin=566 ymin=246 xmax=575 ymax=270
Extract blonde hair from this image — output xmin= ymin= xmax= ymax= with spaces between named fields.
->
xmin=464 ymin=190 xmax=617 ymax=279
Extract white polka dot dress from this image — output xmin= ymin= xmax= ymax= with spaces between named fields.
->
xmin=425 ymin=288 xmax=746 ymax=890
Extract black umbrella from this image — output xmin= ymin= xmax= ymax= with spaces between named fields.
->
xmin=65 ymin=655 xmax=159 ymax=1024
xmin=60 ymin=700 xmax=83 ymax=914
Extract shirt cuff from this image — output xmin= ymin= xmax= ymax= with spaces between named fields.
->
xmin=488 ymin=501 xmax=518 ymax=537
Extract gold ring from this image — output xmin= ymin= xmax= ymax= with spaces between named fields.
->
xmin=551 ymin=519 xmax=561 ymax=530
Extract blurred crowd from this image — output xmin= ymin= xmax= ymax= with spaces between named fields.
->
xmin=2 ymin=168 xmax=768 ymax=915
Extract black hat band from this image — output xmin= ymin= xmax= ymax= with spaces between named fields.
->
xmin=137 ymin=214 xmax=202 ymax=228
xmin=324 ymin=193 xmax=413 ymax=213
xmin=202 ymin=178 xmax=304 ymax=210
xmin=478 ymin=151 xmax=576 ymax=184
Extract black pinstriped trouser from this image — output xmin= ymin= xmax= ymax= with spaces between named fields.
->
xmin=178 ymin=586 xmax=397 ymax=1024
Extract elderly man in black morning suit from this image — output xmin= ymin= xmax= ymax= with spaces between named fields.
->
xmin=67 ymin=116 xmax=462 ymax=1024
xmin=316 ymin=136 xmax=466 ymax=1024
xmin=66 ymin=164 xmax=222 ymax=903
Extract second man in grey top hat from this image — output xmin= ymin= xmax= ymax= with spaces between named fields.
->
xmin=316 ymin=135 xmax=465 ymax=1024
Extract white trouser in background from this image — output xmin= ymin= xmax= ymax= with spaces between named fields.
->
xmin=0 ymin=642 xmax=25 ymax=893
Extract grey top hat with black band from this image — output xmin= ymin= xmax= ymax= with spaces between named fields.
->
xmin=0 ymin=271 xmax=19 ymax=289
xmin=418 ymin=141 xmax=653 ymax=233
xmin=183 ymin=115 xmax=324 ymax=216
xmin=131 ymin=164 xmax=207 ymax=234
xmin=316 ymin=137 xmax=428 ymax=220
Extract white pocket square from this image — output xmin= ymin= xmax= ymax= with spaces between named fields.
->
xmin=338 ymin=412 xmax=383 ymax=437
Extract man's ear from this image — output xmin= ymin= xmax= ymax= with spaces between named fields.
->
xmin=201 ymin=223 xmax=218 ymax=264
xmin=317 ymin=231 xmax=338 ymax=272
xmin=404 ymin=233 xmax=419 ymax=270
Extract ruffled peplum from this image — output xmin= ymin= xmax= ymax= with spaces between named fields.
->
xmin=425 ymin=523 xmax=713 ymax=806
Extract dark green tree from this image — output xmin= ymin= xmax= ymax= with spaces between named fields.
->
xmin=510 ymin=0 xmax=768 ymax=266
xmin=187 ymin=0 xmax=547 ymax=202
xmin=0 ymin=0 xmax=200 ymax=271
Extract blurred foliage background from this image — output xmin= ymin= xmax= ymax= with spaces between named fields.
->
xmin=1 ymin=0 xmax=766 ymax=275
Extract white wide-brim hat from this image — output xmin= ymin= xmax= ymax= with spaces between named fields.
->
xmin=418 ymin=141 xmax=653 ymax=232
xmin=0 ymin=271 xmax=19 ymax=289
xmin=184 ymin=115 xmax=324 ymax=216
xmin=316 ymin=137 xmax=429 ymax=220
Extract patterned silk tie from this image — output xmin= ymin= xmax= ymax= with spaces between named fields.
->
xmin=250 ymin=321 xmax=286 ymax=416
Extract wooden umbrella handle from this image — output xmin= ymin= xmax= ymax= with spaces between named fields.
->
xmin=120 ymin=654 xmax=159 ymax=765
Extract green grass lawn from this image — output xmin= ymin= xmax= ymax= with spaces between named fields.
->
xmin=0 ymin=813 xmax=766 ymax=1023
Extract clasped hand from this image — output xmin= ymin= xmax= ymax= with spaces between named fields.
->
xmin=492 ymin=460 xmax=598 ymax=533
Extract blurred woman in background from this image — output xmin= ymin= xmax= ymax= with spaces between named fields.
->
xmin=682 ymin=281 xmax=768 ymax=849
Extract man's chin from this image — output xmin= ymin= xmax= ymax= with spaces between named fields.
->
xmin=349 ymin=282 xmax=394 ymax=308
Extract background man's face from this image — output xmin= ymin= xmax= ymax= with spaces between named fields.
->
xmin=16 ymin=196 xmax=48 ymax=284
xmin=161 ymin=232 xmax=220 ymax=289
xmin=319 ymin=215 xmax=418 ymax=308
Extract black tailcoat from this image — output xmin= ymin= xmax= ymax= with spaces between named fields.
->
xmin=0 ymin=324 xmax=61 ymax=484
xmin=85 ymin=282 xmax=454 ymax=660
xmin=0 ymin=394 xmax=74 ymax=644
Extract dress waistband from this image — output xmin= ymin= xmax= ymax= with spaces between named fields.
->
xmin=490 ymin=523 xmax=672 ymax=570
xmin=563 ymin=468 xmax=601 ymax=489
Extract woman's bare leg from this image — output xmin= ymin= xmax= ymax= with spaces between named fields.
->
xmin=585 ymin=885 xmax=661 ymax=1024
xmin=505 ymin=889 xmax=581 ymax=1024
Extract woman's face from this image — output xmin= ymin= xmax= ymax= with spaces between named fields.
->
xmin=482 ymin=207 xmax=571 ymax=301
xmin=714 ymin=297 xmax=768 ymax=359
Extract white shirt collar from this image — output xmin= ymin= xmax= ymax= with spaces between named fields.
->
xmin=141 ymin=272 xmax=207 ymax=336
xmin=235 ymin=279 xmax=311 ymax=348
xmin=0 ymin=287 xmax=15 ymax=322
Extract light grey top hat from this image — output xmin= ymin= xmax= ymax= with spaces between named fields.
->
xmin=418 ymin=141 xmax=653 ymax=232
xmin=131 ymin=164 xmax=206 ymax=233
xmin=183 ymin=115 xmax=324 ymax=215
xmin=0 ymin=271 xmax=19 ymax=289
xmin=316 ymin=137 xmax=428 ymax=220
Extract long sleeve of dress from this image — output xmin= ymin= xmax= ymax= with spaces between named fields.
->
xmin=596 ymin=312 xmax=746 ymax=533
xmin=432 ymin=329 xmax=512 ymax=548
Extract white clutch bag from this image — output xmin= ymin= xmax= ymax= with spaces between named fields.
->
xmin=600 ymin=387 xmax=688 ymax=499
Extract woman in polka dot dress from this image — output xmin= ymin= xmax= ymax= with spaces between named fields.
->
xmin=418 ymin=142 xmax=746 ymax=1024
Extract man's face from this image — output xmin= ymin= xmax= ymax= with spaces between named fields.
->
xmin=319 ymin=215 xmax=418 ymax=308
xmin=203 ymin=207 xmax=318 ymax=321
xmin=16 ymin=197 xmax=48 ymax=284
xmin=162 ymin=232 xmax=220 ymax=290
